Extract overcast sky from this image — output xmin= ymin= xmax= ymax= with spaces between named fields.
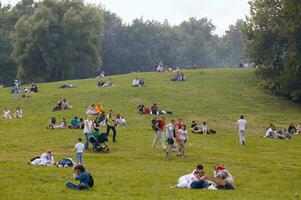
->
xmin=1 ymin=0 xmax=250 ymax=35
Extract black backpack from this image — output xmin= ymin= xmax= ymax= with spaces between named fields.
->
xmin=88 ymin=173 xmax=94 ymax=188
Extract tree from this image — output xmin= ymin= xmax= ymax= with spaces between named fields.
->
xmin=11 ymin=0 xmax=104 ymax=82
xmin=245 ymin=0 xmax=301 ymax=102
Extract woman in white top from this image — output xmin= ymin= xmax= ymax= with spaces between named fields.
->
xmin=83 ymin=116 xmax=93 ymax=149
xmin=177 ymin=125 xmax=189 ymax=156
xmin=3 ymin=107 xmax=12 ymax=119
xmin=13 ymin=107 xmax=23 ymax=119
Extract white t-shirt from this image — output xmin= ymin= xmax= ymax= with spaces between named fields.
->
xmin=265 ymin=128 xmax=274 ymax=137
xmin=84 ymin=120 xmax=93 ymax=133
xmin=178 ymin=129 xmax=187 ymax=141
xmin=166 ymin=123 xmax=175 ymax=139
xmin=75 ymin=143 xmax=85 ymax=153
xmin=237 ymin=119 xmax=247 ymax=131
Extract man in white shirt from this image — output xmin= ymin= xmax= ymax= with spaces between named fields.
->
xmin=175 ymin=165 xmax=204 ymax=188
xmin=237 ymin=115 xmax=247 ymax=145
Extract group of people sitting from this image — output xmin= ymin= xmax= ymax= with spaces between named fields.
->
xmin=97 ymin=78 xmax=113 ymax=87
xmin=132 ymin=77 xmax=144 ymax=87
xmin=23 ymin=84 xmax=38 ymax=93
xmin=52 ymin=98 xmax=72 ymax=111
xmin=191 ymin=121 xmax=216 ymax=134
xmin=155 ymin=64 xmax=172 ymax=72
xmin=175 ymin=164 xmax=234 ymax=190
xmin=171 ymin=70 xmax=186 ymax=81
xmin=2 ymin=107 xmax=22 ymax=119
xmin=137 ymin=103 xmax=172 ymax=115
xmin=264 ymin=123 xmax=300 ymax=139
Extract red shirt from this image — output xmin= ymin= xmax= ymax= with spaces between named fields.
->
xmin=157 ymin=120 xmax=165 ymax=131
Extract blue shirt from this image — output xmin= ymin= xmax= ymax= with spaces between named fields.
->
xmin=71 ymin=119 xmax=79 ymax=126
xmin=75 ymin=171 xmax=90 ymax=186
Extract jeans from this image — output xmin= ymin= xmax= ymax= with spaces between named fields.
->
xmin=106 ymin=125 xmax=116 ymax=142
xmin=84 ymin=132 xmax=90 ymax=149
xmin=239 ymin=130 xmax=246 ymax=144
xmin=66 ymin=182 xmax=89 ymax=190
xmin=76 ymin=152 xmax=83 ymax=164
xmin=190 ymin=179 xmax=211 ymax=189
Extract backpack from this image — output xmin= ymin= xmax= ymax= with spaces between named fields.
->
xmin=88 ymin=173 xmax=94 ymax=188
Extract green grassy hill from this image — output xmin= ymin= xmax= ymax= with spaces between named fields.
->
xmin=0 ymin=68 xmax=300 ymax=200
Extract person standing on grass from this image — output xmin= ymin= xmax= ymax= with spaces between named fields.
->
xmin=74 ymin=138 xmax=85 ymax=165
xmin=237 ymin=115 xmax=247 ymax=145
xmin=165 ymin=119 xmax=176 ymax=159
xmin=83 ymin=115 xmax=93 ymax=149
xmin=106 ymin=109 xmax=117 ymax=142
xmin=152 ymin=117 xmax=167 ymax=151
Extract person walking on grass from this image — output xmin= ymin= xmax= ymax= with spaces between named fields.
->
xmin=237 ymin=115 xmax=247 ymax=145
xmin=75 ymin=138 xmax=85 ymax=165
xmin=83 ymin=115 xmax=93 ymax=149
xmin=152 ymin=117 xmax=167 ymax=151
xmin=177 ymin=125 xmax=190 ymax=156
xmin=166 ymin=119 xmax=176 ymax=159
xmin=106 ymin=109 xmax=117 ymax=142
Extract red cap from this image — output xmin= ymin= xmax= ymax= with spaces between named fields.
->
xmin=215 ymin=165 xmax=225 ymax=171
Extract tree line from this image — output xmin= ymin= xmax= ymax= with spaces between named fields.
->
xmin=0 ymin=0 xmax=246 ymax=86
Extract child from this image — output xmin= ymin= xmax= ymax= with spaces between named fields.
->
xmin=177 ymin=125 xmax=190 ymax=156
xmin=74 ymin=138 xmax=85 ymax=165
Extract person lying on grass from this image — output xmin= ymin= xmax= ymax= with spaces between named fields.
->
xmin=264 ymin=124 xmax=292 ymax=140
xmin=189 ymin=170 xmax=217 ymax=190
xmin=53 ymin=117 xmax=67 ymax=129
xmin=66 ymin=165 xmax=94 ymax=190
xmin=174 ymin=164 xmax=204 ymax=188
xmin=30 ymin=150 xmax=55 ymax=166
xmin=57 ymin=158 xmax=76 ymax=168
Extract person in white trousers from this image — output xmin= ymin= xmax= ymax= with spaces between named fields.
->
xmin=237 ymin=115 xmax=247 ymax=145
xmin=152 ymin=117 xmax=166 ymax=150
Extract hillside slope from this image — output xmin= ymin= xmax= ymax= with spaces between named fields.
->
xmin=0 ymin=68 xmax=300 ymax=200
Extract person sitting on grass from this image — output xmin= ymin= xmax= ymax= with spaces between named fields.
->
xmin=57 ymin=158 xmax=76 ymax=168
xmin=30 ymin=84 xmax=38 ymax=93
xmin=13 ymin=107 xmax=23 ymax=119
xmin=189 ymin=170 xmax=217 ymax=190
xmin=69 ymin=116 xmax=80 ymax=129
xmin=213 ymin=165 xmax=235 ymax=190
xmin=53 ymin=98 xmax=72 ymax=111
xmin=201 ymin=121 xmax=208 ymax=134
xmin=86 ymin=104 xmax=97 ymax=115
xmin=98 ymin=79 xmax=105 ymax=87
xmin=132 ymin=77 xmax=140 ymax=87
xmin=53 ymin=117 xmax=67 ymax=129
xmin=102 ymin=77 xmax=113 ymax=87
xmin=66 ymin=165 xmax=93 ymax=190
xmin=288 ymin=123 xmax=297 ymax=135
xmin=139 ymin=78 xmax=145 ymax=86
xmin=95 ymin=103 xmax=104 ymax=114
xmin=264 ymin=124 xmax=275 ymax=138
xmin=47 ymin=117 xmax=57 ymax=129
xmin=151 ymin=103 xmax=159 ymax=115
xmin=79 ymin=118 xmax=84 ymax=129
xmin=115 ymin=113 xmax=127 ymax=126
xmin=137 ymin=103 xmax=145 ymax=114
xmin=191 ymin=121 xmax=202 ymax=134
xmin=3 ymin=107 xmax=12 ymax=119
xmin=30 ymin=150 xmax=54 ymax=166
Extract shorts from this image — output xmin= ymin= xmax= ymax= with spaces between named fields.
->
xmin=167 ymin=138 xmax=174 ymax=145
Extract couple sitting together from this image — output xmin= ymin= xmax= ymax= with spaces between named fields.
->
xmin=132 ymin=77 xmax=144 ymax=87
xmin=137 ymin=103 xmax=172 ymax=115
xmin=171 ymin=70 xmax=186 ymax=81
xmin=264 ymin=124 xmax=293 ymax=140
xmin=52 ymin=98 xmax=72 ymax=111
xmin=86 ymin=104 xmax=104 ymax=115
xmin=3 ymin=107 xmax=23 ymax=119
xmin=47 ymin=117 xmax=67 ymax=129
xmin=175 ymin=164 xmax=234 ymax=190
xmin=98 ymin=78 xmax=113 ymax=87
xmin=23 ymin=84 xmax=38 ymax=93
xmin=191 ymin=121 xmax=216 ymax=134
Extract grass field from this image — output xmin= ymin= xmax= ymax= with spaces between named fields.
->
xmin=0 ymin=68 xmax=300 ymax=200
